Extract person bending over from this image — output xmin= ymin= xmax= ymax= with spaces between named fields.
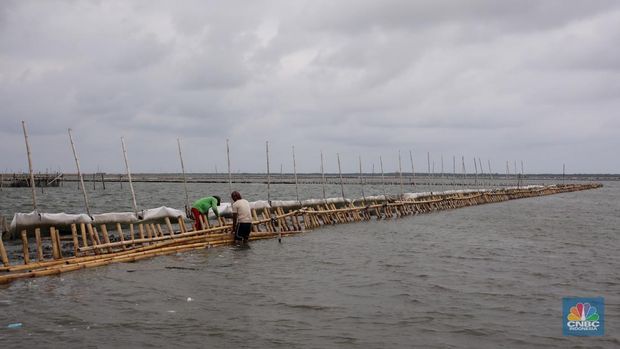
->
xmin=231 ymin=191 xmax=252 ymax=244
xmin=191 ymin=195 xmax=221 ymax=231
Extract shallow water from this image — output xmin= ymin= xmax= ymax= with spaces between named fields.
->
xmin=1 ymin=180 xmax=619 ymax=348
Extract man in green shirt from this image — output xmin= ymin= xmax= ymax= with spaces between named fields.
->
xmin=191 ymin=196 xmax=221 ymax=231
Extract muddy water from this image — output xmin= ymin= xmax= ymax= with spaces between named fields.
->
xmin=0 ymin=180 xmax=618 ymax=348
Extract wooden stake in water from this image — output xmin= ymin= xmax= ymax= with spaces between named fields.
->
xmin=359 ymin=155 xmax=366 ymax=204
xmin=409 ymin=150 xmax=416 ymax=188
xmin=68 ymin=128 xmax=91 ymax=217
xmin=337 ymin=153 xmax=345 ymax=200
xmin=226 ymin=139 xmax=232 ymax=194
xmin=379 ymin=155 xmax=387 ymax=198
xmin=292 ymin=145 xmax=300 ymax=204
xmin=562 ymin=163 xmax=565 ymax=185
xmin=453 ymin=155 xmax=456 ymax=187
xmin=320 ymin=150 xmax=327 ymax=203
xmin=177 ymin=138 xmax=190 ymax=213
xmin=520 ymin=160 xmax=525 ymax=187
xmin=478 ymin=158 xmax=484 ymax=186
xmin=514 ymin=160 xmax=518 ymax=183
xmin=461 ymin=156 xmax=466 ymax=183
xmin=398 ymin=150 xmax=404 ymax=198
xmin=266 ymin=141 xmax=271 ymax=203
xmin=487 ymin=159 xmax=494 ymax=183
xmin=427 ymin=152 xmax=431 ymax=187
xmin=121 ymin=137 xmax=139 ymax=218
xmin=21 ymin=121 xmax=37 ymax=210
xmin=440 ymin=154 xmax=444 ymax=190
xmin=473 ymin=157 xmax=478 ymax=187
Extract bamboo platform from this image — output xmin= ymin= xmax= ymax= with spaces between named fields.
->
xmin=0 ymin=183 xmax=601 ymax=285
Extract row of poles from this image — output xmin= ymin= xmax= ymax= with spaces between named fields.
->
xmin=18 ymin=120 xmax=540 ymax=218
xmin=21 ymin=121 xmax=142 ymax=219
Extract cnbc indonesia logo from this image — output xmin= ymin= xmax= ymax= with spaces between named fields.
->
xmin=563 ymin=297 xmax=604 ymax=336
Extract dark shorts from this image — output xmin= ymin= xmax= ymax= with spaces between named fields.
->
xmin=235 ymin=223 xmax=252 ymax=241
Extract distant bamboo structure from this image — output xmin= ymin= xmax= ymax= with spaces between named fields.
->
xmin=0 ymin=182 xmax=602 ymax=285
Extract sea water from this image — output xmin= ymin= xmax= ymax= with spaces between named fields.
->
xmin=0 ymin=180 xmax=618 ymax=348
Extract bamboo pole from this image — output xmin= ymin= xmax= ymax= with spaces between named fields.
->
xmin=68 ymin=129 xmax=92 ymax=216
xmin=35 ymin=228 xmax=44 ymax=261
xmin=121 ymin=137 xmax=140 ymax=218
xmin=409 ymin=150 xmax=416 ymax=188
xmin=266 ymin=141 xmax=271 ymax=203
xmin=359 ymin=155 xmax=366 ymax=204
xmin=116 ymin=223 xmax=127 ymax=250
xmin=50 ymin=227 xmax=60 ymax=260
xmin=226 ymin=138 xmax=232 ymax=194
xmin=488 ymin=160 xmax=493 ymax=184
xmin=55 ymin=228 xmax=63 ymax=259
xmin=398 ymin=150 xmax=404 ymax=198
xmin=427 ymin=152 xmax=431 ymax=187
xmin=337 ymin=153 xmax=345 ymax=200
xmin=138 ymin=223 xmax=145 ymax=240
xmin=71 ymin=224 xmax=80 ymax=257
xmin=87 ymin=224 xmax=99 ymax=254
xmin=563 ymin=163 xmax=565 ymax=185
xmin=478 ymin=158 xmax=485 ymax=186
xmin=473 ymin=157 xmax=478 ymax=187
xmin=165 ymin=217 xmax=175 ymax=236
xmin=100 ymin=225 xmax=112 ymax=253
xmin=80 ymin=223 xmax=89 ymax=248
xmin=177 ymin=138 xmax=190 ymax=213
xmin=461 ymin=156 xmax=466 ymax=184
xmin=21 ymin=230 xmax=30 ymax=264
xmin=379 ymin=155 xmax=387 ymax=198
xmin=453 ymin=155 xmax=456 ymax=188
xmin=320 ymin=150 xmax=327 ymax=204
xmin=0 ymin=232 xmax=9 ymax=267
xmin=21 ymin=121 xmax=38 ymax=210
xmin=292 ymin=145 xmax=300 ymax=204
xmin=440 ymin=154 xmax=444 ymax=191
xmin=130 ymin=223 xmax=136 ymax=246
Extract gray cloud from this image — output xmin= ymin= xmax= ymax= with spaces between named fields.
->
xmin=1 ymin=0 xmax=619 ymax=174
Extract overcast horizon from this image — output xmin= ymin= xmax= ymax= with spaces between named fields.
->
xmin=1 ymin=1 xmax=619 ymax=175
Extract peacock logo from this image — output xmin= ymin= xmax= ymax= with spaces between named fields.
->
xmin=563 ymin=297 xmax=604 ymax=336
xmin=567 ymin=303 xmax=599 ymax=322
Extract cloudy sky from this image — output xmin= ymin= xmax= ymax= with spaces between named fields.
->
xmin=1 ymin=0 xmax=618 ymax=174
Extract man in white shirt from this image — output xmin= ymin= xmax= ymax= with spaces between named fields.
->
xmin=231 ymin=191 xmax=252 ymax=244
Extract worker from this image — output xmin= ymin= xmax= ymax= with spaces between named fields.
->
xmin=231 ymin=191 xmax=252 ymax=244
xmin=191 ymin=196 xmax=221 ymax=231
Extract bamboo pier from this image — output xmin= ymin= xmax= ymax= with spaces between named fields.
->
xmin=0 ymin=183 xmax=601 ymax=285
